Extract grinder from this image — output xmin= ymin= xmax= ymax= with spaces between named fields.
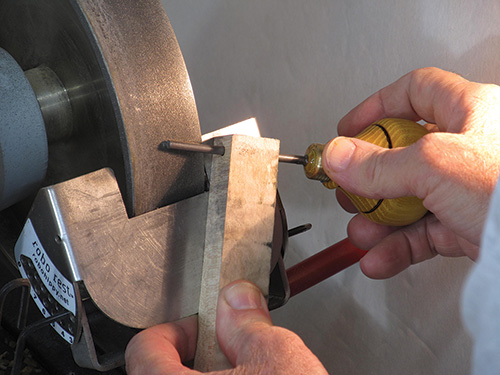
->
xmin=0 ymin=1 xmax=295 ymax=372
xmin=0 ymin=1 xmax=374 ymax=373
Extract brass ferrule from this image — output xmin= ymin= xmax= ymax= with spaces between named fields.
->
xmin=304 ymin=143 xmax=330 ymax=182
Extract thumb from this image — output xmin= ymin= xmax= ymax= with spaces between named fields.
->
xmin=216 ymin=280 xmax=272 ymax=366
xmin=216 ymin=280 xmax=328 ymax=373
xmin=322 ymin=136 xmax=424 ymax=199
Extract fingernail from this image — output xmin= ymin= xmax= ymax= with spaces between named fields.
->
xmin=223 ymin=281 xmax=267 ymax=311
xmin=323 ymin=137 xmax=355 ymax=172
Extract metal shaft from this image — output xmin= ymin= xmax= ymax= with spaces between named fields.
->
xmin=278 ymin=154 xmax=307 ymax=165
xmin=162 ymin=140 xmax=310 ymax=166
xmin=25 ymin=65 xmax=74 ymax=143
xmin=159 ymin=140 xmax=225 ymax=155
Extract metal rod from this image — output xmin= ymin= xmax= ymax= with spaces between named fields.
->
xmin=279 ymin=154 xmax=307 ymax=165
xmin=11 ymin=311 xmax=71 ymax=375
xmin=0 ymin=278 xmax=31 ymax=324
xmin=288 ymin=223 xmax=312 ymax=237
xmin=159 ymin=140 xmax=225 ymax=155
xmin=162 ymin=140 xmax=309 ymax=166
xmin=16 ymin=285 xmax=30 ymax=331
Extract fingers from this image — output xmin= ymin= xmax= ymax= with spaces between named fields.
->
xmin=337 ymin=67 xmax=469 ymax=136
xmin=358 ymin=216 xmax=440 ymax=279
xmin=353 ymin=215 xmax=479 ymax=279
xmin=323 ymin=125 xmax=495 ymax=246
xmin=323 ymin=129 xmax=488 ymax=200
xmin=347 ymin=214 xmax=398 ymax=250
xmin=330 ymin=66 xmax=496 ymax=278
xmin=125 ymin=316 xmax=198 ymax=375
xmin=322 ymin=134 xmax=430 ymax=199
xmin=216 ymin=280 xmax=327 ymax=374
xmin=336 ymin=189 xmax=357 ymax=213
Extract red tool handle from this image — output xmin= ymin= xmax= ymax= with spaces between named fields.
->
xmin=286 ymin=238 xmax=366 ymax=297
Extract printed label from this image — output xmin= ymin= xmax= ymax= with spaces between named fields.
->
xmin=15 ymin=219 xmax=76 ymax=344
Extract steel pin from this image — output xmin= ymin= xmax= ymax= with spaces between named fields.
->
xmin=161 ymin=140 xmax=308 ymax=166
xmin=278 ymin=154 xmax=307 ymax=166
xmin=159 ymin=140 xmax=225 ymax=156
xmin=288 ymin=223 xmax=313 ymax=237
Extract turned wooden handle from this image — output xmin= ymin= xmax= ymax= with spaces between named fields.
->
xmin=305 ymin=118 xmax=428 ymax=226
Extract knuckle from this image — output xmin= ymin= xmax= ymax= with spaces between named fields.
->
xmin=246 ymin=326 xmax=306 ymax=358
xmin=411 ymin=134 xmax=439 ymax=194
xmin=411 ymin=132 xmax=466 ymax=200
xmin=414 ymin=133 xmax=437 ymax=166
xmin=357 ymin=142 xmax=401 ymax=198
xmin=269 ymin=327 xmax=306 ymax=349
xmin=234 ymin=326 xmax=315 ymax=375
xmin=359 ymin=133 xmax=441 ymax=199
xmin=411 ymin=67 xmax=440 ymax=79
xmin=408 ymin=67 xmax=444 ymax=88
xmin=365 ymin=150 xmax=387 ymax=197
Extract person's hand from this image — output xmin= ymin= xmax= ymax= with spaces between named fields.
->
xmin=125 ymin=280 xmax=327 ymax=374
xmin=322 ymin=67 xmax=500 ymax=279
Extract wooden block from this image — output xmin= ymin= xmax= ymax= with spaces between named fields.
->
xmin=194 ymin=135 xmax=280 ymax=371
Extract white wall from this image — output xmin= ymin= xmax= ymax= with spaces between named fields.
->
xmin=161 ymin=1 xmax=500 ymax=373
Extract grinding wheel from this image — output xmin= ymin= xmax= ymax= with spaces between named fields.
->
xmin=0 ymin=0 xmax=205 ymax=217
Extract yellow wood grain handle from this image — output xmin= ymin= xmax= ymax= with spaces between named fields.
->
xmin=305 ymin=118 xmax=428 ymax=226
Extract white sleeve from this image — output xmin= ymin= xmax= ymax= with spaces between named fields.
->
xmin=462 ymin=178 xmax=500 ymax=375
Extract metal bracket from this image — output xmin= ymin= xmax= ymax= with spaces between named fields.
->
xmin=71 ymin=304 xmax=125 ymax=372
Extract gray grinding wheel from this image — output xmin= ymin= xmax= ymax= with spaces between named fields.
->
xmin=0 ymin=48 xmax=47 ymax=211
